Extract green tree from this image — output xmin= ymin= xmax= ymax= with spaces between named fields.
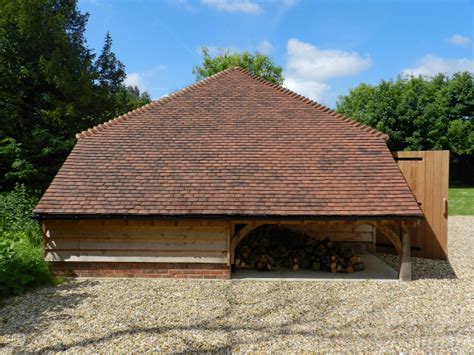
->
xmin=121 ymin=85 xmax=151 ymax=110
xmin=95 ymin=32 xmax=126 ymax=91
xmin=336 ymin=72 xmax=474 ymax=185
xmin=0 ymin=0 xmax=150 ymax=191
xmin=92 ymin=33 xmax=150 ymax=122
xmin=193 ymin=47 xmax=284 ymax=85
xmin=336 ymin=72 xmax=473 ymax=153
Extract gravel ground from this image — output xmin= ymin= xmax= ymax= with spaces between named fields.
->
xmin=0 ymin=216 xmax=472 ymax=352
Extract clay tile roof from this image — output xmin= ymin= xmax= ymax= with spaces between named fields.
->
xmin=34 ymin=67 xmax=422 ymax=219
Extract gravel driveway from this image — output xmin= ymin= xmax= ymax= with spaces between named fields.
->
xmin=1 ymin=216 xmax=472 ymax=352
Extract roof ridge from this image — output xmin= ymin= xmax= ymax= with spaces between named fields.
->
xmin=76 ymin=66 xmax=387 ymax=140
xmin=235 ymin=67 xmax=388 ymax=140
xmin=76 ymin=67 xmax=239 ymax=139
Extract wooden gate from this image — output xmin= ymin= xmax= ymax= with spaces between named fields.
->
xmin=382 ymin=151 xmax=449 ymax=259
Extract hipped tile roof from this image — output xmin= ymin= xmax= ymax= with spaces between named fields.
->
xmin=35 ymin=67 xmax=422 ymax=218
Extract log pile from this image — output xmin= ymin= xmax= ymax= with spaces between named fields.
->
xmin=234 ymin=226 xmax=365 ymax=273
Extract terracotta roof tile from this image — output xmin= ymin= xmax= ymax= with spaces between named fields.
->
xmin=35 ymin=68 xmax=422 ymax=218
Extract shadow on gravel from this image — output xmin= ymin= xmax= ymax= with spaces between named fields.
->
xmin=375 ymin=252 xmax=458 ymax=280
xmin=0 ymin=279 xmax=98 ymax=340
xmin=34 ymin=310 xmax=321 ymax=352
xmin=33 ymin=282 xmax=322 ymax=352
xmin=411 ymin=258 xmax=457 ymax=280
xmin=4 ymin=278 xmax=466 ymax=352
xmin=32 ymin=279 xmax=454 ymax=353
xmin=36 ymin=325 xmax=234 ymax=353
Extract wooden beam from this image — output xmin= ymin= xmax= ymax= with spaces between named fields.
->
xmin=46 ymin=254 xmax=227 ymax=263
xmin=399 ymin=226 xmax=411 ymax=281
xmin=230 ymin=222 xmax=264 ymax=263
xmin=230 ymin=219 xmax=419 ymax=226
xmin=374 ymin=224 xmax=402 ymax=255
xmin=41 ymin=221 xmax=48 ymax=258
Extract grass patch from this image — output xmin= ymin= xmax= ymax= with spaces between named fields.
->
xmin=449 ymin=188 xmax=474 ymax=216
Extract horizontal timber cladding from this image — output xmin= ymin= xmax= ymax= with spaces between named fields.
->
xmin=42 ymin=219 xmax=231 ymax=264
xmin=282 ymin=223 xmax=375 ymax=242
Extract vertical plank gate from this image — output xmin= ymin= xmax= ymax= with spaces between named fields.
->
xmin=392 ymin=150 xmax=450 ymax=259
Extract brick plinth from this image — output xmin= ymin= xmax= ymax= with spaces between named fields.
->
xmin=51 ymin=262 xmax=230 ymax=279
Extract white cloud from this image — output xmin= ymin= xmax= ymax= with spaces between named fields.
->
xmin=286 ymin=39 xmax=372 ymax=81
xmin=283 ymin=38 xmax=372 ymax=102
xmin=447 ymin=34 xmax=472 ymax=48
xmin=200 ymin=0 xmax=262 ymax=14
xmin=257 ymin=40 xmax=274 ymax=55
xmin=402 ymin=54 xmax=474 ymax=77
xmin=284 ymin=78 xmax=328 ymax=103
xmin=124 ymin=65 xmax=167 ymax=93
xmin=124 ymin=72 xmax=145 ymax=89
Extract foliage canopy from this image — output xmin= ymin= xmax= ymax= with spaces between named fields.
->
xmin=193 ymin=47 xmax=284 ymax=85
xmin=0 ymin=0 xmax=150 ymax=191
xmin=336 ymin=72 xmax=474 ymax=155
xmin=336 ymin=72 xmax=474 ymax=185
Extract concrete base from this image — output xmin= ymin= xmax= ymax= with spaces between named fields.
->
xmin=232 ymin=253 xmax=398 ymax=281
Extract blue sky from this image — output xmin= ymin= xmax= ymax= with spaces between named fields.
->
xmin=79 ymin=0 xmax=473 ymax=107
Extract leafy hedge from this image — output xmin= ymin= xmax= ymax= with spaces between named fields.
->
xmin=0 ymin=186 xmax=53 ymax=298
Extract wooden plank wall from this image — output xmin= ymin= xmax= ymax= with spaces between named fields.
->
xmin=43 ymin=220 xmax=231 ymax=264
xmin=282 ymin=223 xmax=375 ymax=243
xmin=382 ymin=150 xmax=449 ymax=259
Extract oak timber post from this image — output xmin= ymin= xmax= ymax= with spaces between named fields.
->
xmin=399 ymin=225 xmax=411 ymax=281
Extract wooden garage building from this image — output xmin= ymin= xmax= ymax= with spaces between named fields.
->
xmin=34 ymin=67 xmax=425 ymax=280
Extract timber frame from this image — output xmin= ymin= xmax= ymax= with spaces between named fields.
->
xmin=41 ymin=217 xmax=418 ymax=282
xmin=229 ymin=219 xmax=418 ymax=281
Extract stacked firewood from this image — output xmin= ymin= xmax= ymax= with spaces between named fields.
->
xmin=234 ymin=226 xmax=365 ymax=273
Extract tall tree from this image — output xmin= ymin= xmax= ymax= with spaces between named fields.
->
xmin=92 ymin=32 xmax=149 ymax=121
xmin=193 ymin=47 xmax=284 ymax=85
xmin=95 ymin=32 xmax=126 ymax=91
xmin=0 ymin=0 xmax=150 ymax=191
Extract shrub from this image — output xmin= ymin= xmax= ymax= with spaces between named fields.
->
xmin=0 ymin=233 xmax=52 ymax=297
xmin=0 ymin=185 xmax=40 ymax=240
xmin=0 ymin=186 xmax=53 ymax=298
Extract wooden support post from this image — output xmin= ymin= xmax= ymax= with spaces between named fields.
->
xmin=227 ymin=223 xmax=234 ymax=266
xmin=399 ymin=226 xmax=411 ymax=281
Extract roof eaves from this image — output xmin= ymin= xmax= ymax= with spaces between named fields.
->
xmin=34 ymin=212 xmax=424 ymax=221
